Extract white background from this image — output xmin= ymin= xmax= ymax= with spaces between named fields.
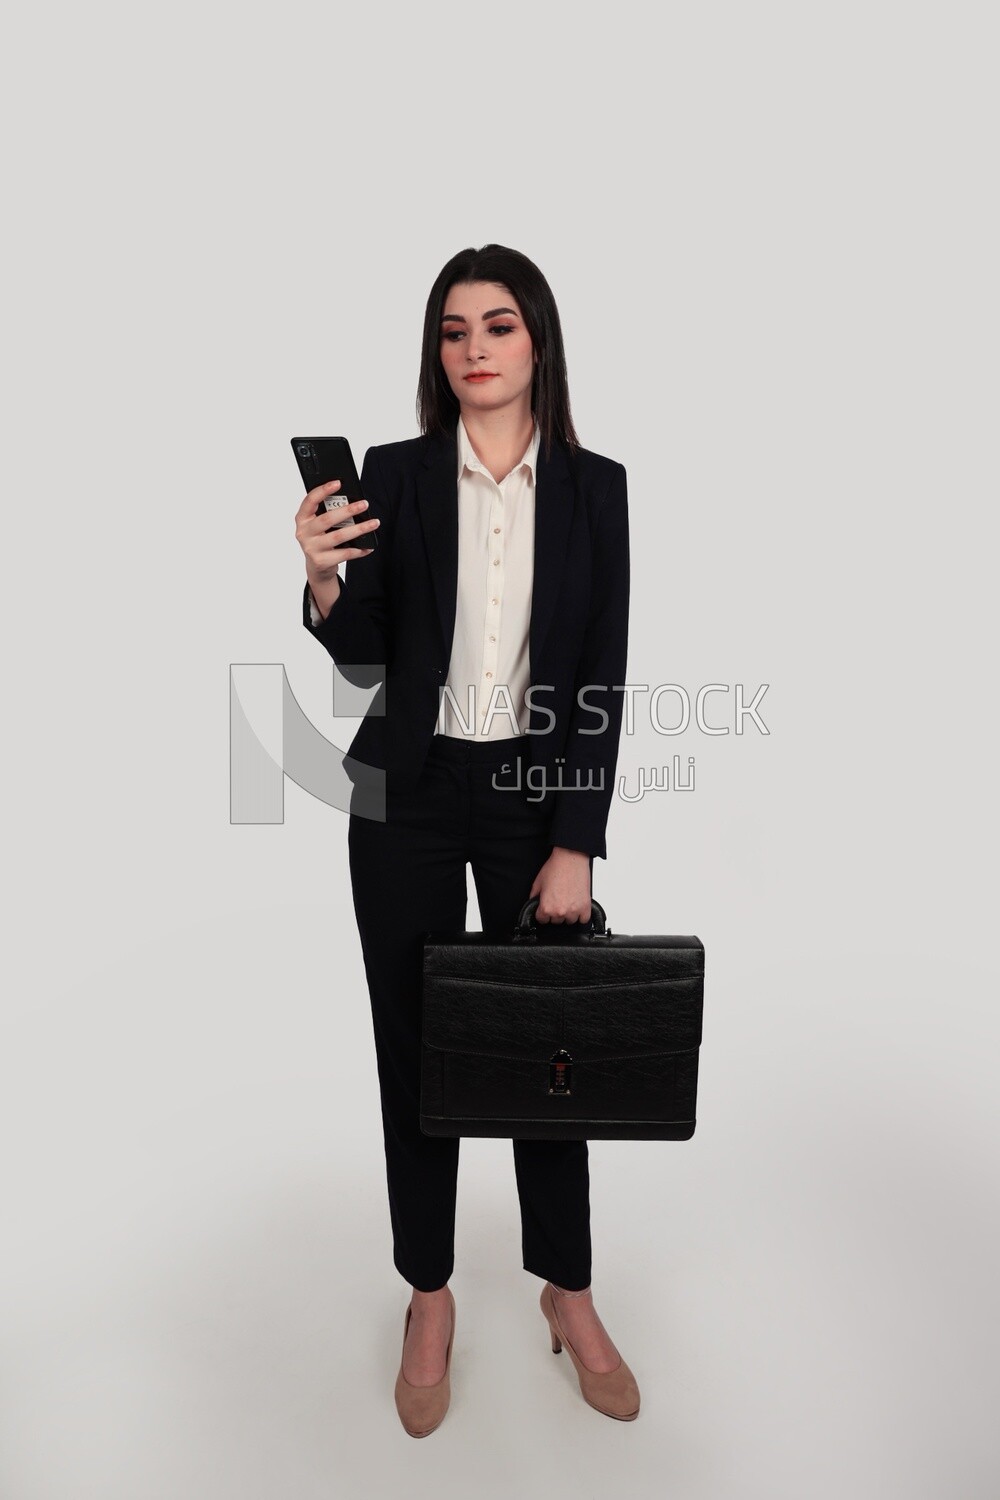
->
xmin=3 ymin=3 xmax=997 ymax=1496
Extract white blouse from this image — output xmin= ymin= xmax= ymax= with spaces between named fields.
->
xmin=438 ymin=415 xmax=538 ymax=740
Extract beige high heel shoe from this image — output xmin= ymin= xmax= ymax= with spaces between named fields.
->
xmin=394 ymin=1287 xmax=456 ymax=1438
xmin=539 ymin=1282 xmax=640 ymax=1420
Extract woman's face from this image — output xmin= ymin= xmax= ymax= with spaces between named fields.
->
xmin=439 ymin=281 xmax=537 ymax=420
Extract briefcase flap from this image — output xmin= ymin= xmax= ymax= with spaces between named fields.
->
xmin=422 ymin=934 xmax=704 ymax=1061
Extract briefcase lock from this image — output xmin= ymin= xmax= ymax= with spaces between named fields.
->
xmin=549 ymin=1048 xmax=573 ymax=1095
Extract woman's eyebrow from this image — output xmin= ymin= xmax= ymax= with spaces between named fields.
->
xmin=441 ymin=306 xmax=520 ymax=323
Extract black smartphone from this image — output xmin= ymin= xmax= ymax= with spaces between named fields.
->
xmin=290 ymin=435 xmax=380 ymax=552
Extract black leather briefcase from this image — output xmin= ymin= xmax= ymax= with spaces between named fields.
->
xmin=420 ymin=898 xmax=704 ymax=1141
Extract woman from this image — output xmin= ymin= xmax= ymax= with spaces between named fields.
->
xmin=295 ymin=245 xmax=635 ymax=1435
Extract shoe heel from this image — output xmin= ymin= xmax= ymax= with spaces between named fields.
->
xmin=550 ymin=1325 xmax=562 ymax=1354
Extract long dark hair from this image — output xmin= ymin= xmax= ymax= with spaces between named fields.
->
xmin=416 ymin=244 xmax=580 ymax=458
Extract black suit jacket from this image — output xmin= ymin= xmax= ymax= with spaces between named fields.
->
xmin=302 ymin=422 xmax=630 ymax=860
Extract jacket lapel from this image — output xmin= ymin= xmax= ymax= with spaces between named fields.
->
xmin=415 ymin=427 xmax=460 ymax=665
xmin=416 ymin=422 xmax=575 ymax=675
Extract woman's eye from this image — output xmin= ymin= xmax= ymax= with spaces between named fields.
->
xmin=441 ymin=324 xmax=516 ymax=342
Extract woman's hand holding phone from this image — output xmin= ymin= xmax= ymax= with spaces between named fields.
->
xmin=295 ymin=479 xmax=381 ymax=615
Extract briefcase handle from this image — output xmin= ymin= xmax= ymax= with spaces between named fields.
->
xmin=513 ymin=896 xmax=610 ymax=940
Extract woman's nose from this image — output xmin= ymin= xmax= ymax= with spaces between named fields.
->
xmin=465 ymin=332 xmax=488 ymax=362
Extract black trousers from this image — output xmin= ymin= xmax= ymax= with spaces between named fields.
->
xmin=347 ymin=732 xmax=593 ymax=1294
